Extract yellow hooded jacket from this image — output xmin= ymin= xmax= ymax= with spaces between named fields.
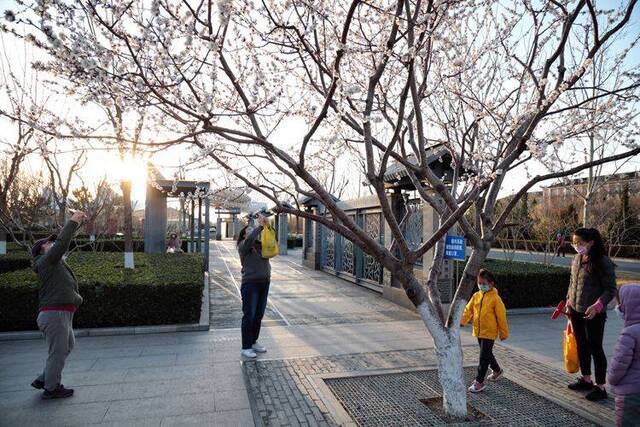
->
xmin=461 ymin=287 xmax=509 ymax=341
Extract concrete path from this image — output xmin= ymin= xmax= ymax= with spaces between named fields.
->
xmin=0 ymin=241 xmax=625 ymax=426
xmin=487 ymin=247 xmax=640 ymax=277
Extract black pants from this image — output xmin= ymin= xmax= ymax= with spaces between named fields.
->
xmin=477 ymin=338 xmax=501 ymax=383
xmin=570 ymin=308 xmax=607 ymax=384
xmin=241 ymin=282 xmax=270 ymax=350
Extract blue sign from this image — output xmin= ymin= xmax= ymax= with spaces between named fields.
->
xmin=444 ymin=235 xmax=466 ymax=261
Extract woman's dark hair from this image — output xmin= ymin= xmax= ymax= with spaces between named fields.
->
xmin=573 ymin=227 xmax=606 ymax=275
xmin=478 ymin=269 xmax=496 ymax=285
xmin=237 ymin=225 xmax=249 ymax=246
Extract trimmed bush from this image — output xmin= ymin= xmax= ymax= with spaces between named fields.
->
xmin=287 ymin=235 xmax=303 ymax=249
xmin=455 ymin=259 xmax=570 ymax=309
xmin=0 ymin=251 xmax=32 ymax=273
xmin=0 ymin=252 xmax=204 ymax=332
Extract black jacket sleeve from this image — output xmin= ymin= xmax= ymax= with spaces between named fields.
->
xmin=42 ymin=220 xmax=79 ymax=265
xmin=238 ymin=226 xmax=263 ymax=256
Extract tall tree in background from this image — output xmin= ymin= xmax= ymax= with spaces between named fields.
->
xmin=0 ymin=34 xmax=53 ymax=253
xmin=42 ymin=143 xmax=86 ymax=226
xmin=7 ymin=0 xmax=640 ymax=416
xmin=556 ymin=38 xmax=640 ymax=227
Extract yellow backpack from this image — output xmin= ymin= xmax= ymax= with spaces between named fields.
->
xmin=260 ymin=225 xmax=279 ymax=258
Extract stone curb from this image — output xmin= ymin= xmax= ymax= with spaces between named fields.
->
xmin=0 ymin=273 xmax=211 ymax=342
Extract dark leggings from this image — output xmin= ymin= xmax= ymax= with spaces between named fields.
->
xmin=477 ymin=338 xmax=501 ymax=383
xmin=241 ymin=282 xmax=270 ymax=350
xmin=570 ymin=308 xmax=607 ymax=384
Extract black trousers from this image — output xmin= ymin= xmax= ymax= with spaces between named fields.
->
xmin=570 ymin=308 xmax=607 ymax=384
xmin=477 ymin=338 xmax=501 ymax=383
xmin=241 ymin=282 xmax=270 ymax=350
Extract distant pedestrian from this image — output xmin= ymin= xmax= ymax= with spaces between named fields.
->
xmin=166 ymin=232 xmax=183 ymax=253
xmin=555 ymin=232 xmax=567 ymax=257
xmin=461 ymin=269 xmax=509 ymax=393
xmin=237 ymin=214 xmax=271 ymax=359
xmin=31 ymin=210 xmax=87 ymax=400
xmin=608 ymin=284 xmax=640 ymax=427
xmin=565 ymin=227 xmax=617 ymax=401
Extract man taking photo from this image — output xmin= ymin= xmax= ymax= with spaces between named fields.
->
xmin=30 ymin=210 xmax=87 ymax=399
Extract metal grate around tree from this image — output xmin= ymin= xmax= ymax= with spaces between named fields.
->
xmin=325 ymin=367 xmax=597 ymax=426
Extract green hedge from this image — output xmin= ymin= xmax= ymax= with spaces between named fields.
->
xmin=456 ymin=259 xmax=570 ymax=309
xmin=287 ymin=236 xmax=303 ymax=249
xmin=6 ymin=237 xmax=207 ymax=253
xmin=0 ymin=253 xmax=204 ymax=332
xmin=0 ymin=251 xmax=32 ymax=273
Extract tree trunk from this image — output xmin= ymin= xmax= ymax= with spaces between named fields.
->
xmin=416 ymin=301 xmax=467 ymax=417
xmin=0 ymin=229 xmax=6 ymax=255
xmin=582 ymin=194 xmax=591 ymax=228
xmin=58 ymin=201 xmax=67 ymax=226
xmin=121 ymin=179 xmax=134 ymax=269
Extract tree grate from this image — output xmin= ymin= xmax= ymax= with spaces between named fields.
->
xmin=324 ymin=367 xmax=597 ymax=426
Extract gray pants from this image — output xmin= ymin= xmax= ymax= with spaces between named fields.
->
xmin=36 ymin=311 xmax=75 ymax=391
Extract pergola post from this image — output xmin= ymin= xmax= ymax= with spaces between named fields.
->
xmin=232 ymin=214 xmax=240 ymax=240
xmin=278 ymin=213 xmax=288 ymax=255
xmin=190 ymin=198 xmax=195 ymax=253
xmin=204 ymin=197 xmax=210 ymax=271
xmin=215 ymin=215 xmax=222 ymax=240
xmin=197 ymin=197 xmax=202 ymax=252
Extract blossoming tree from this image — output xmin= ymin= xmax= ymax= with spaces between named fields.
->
xmin=5 ymin=0 xmax=640 ymax=417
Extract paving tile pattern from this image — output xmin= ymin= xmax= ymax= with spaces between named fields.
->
xmin=243 ymin=346 xmax=615 ymax=427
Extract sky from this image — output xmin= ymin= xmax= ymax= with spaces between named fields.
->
xmin=1 ymin=0 xmax=639 ymax=210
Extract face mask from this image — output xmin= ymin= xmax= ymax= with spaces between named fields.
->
xmin=478 ymin=284 xmax=491 ymax=293
xmin=573 ymin=245 xmax=588 ymax=255
xmin=614 ymin=305 xmax=625 ymax=320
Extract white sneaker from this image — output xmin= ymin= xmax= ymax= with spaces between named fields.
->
xmin=487 ymin=368 xmax=503 ymax=381
xmin=240 ymin=349 xmax=257 ymax=359
xmin=468 ymin=381 xmax=486 ymax=393
xmin=252 ymin=342 xmax=267 ymax=353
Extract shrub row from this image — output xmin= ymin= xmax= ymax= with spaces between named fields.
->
xmin=0 ymin=252 xmax=204 ymax=331
xmin=287 ymin=236 xmax=303 ymax=249
xmin=0 ymin=251 xmax=32 ymax=273
xmin=455 ymin=258 xmax=571 ymax=309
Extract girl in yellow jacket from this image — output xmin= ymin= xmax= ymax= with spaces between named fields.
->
xmin=461 ymin=269 xmax=509 ymax=393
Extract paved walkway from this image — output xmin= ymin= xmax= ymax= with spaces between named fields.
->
xmin=0 ymin=241 xmax=624 ymax=426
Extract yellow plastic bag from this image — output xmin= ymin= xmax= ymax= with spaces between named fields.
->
xmin=564 ymin=321 xmax=579 ymax=374
xmin=260 ymin=225 xmax=279 ymax=258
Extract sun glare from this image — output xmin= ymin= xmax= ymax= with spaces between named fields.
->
xmin=112 ymin=154 xmax=148 ymax=202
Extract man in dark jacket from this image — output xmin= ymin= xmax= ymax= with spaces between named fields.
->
xmin=30 ymin=210 xmax=86 ymax=399
xmin=237 ymin=215 xmax=272 ymax=359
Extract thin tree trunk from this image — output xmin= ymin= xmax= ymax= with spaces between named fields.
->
xmin=121 ymin=179 xmax=134 ymax=268
xmin=0 ymin=197 xmax=6 ymax=255
xmin=418 ymin=300 xmax=467 ymax=417
xmin=582 ymin=193 xmax=592 ymax=228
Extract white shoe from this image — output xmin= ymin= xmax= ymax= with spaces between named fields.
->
xmin=252 ymin=342 xmax=267 ymax=353
xmin=468 ymin=381 xmax=486 ymax=393
xmin=487 ymin=368 xmax=503 ymax=381
xmin=241 ymin=349 xmax=257 ymax=359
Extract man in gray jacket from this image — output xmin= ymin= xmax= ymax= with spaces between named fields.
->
xmin=30 ymin=210 xmax=86 ymax=399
